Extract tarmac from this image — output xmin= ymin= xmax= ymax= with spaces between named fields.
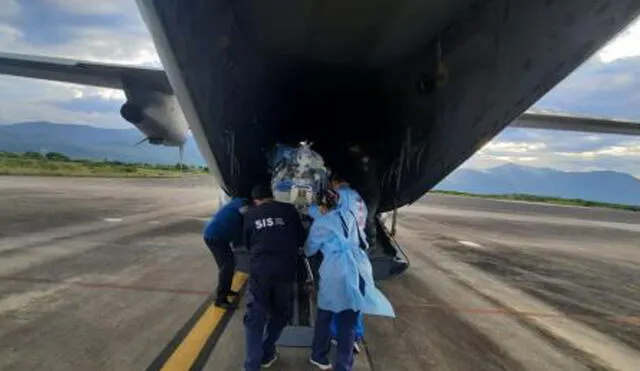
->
xmin=1 ymin=175 xmax=639 ymax=371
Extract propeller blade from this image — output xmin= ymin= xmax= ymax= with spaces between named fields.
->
xmin=134 ymin=137 xmax=148 ymax=147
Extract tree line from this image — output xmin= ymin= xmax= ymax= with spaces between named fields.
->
xmin=0 ymin=150 xmax=209 ymax=172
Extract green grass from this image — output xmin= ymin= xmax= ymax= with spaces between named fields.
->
xmin=431 ymin=190 xmax=640 ymax=212
xmin=0 ymin=151 xmax=207 ymax=178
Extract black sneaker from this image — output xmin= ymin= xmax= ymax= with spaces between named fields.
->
xmin=214 ymin=298 xmax=237 ymax=310
xmin=261 ymin=352 xmax=278 ymax=368
xmin=226 ymin=290 xmax=240 ymax=297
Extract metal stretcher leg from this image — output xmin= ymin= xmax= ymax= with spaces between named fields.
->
xmin=276 ymin=254 xmax=316 ymax=347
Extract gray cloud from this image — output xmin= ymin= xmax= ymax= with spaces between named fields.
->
xmin=536 ymin=56 xmax=640 ymax=120
xmin=464 ymin=128 xmax=640 ymax=177
xmin=0 ymin=0 xmax=157 ymax=129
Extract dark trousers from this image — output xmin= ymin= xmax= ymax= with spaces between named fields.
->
xmin=363 ymin=181 xmax=380 ymax=250
xmin=244 ymin=274 xmax=294 ymax=371
xmin=204 ymin=237 xmax=235 ymax=300
xmin=331 ymin=312 xmax=364 ymax=341
xmin=312 ymin=308 xmax=359 ymax=371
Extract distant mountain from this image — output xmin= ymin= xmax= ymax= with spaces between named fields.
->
xmin=3 ymin=122 xmax=639 ymax=206
xmin=0 ymin=122 xmax=206 ymax=166
xmin=436 ymin=163 xmax=640 ymax=206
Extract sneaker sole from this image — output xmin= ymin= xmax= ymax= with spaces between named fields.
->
xmin=353 ymin=342 xmax=361 ymax=354
xmin=309 ymin=358 xmax=332 ymax=370
xmin=261 ymin=354 xmax=278 ymax=368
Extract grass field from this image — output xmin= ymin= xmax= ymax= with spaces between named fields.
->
xmin=0 ymin=151 xmax=206 ymax=178
xmin=432 ymin=190 xmax=640 ymax=212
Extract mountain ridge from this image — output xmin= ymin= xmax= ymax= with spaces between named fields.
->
xmin=0 ymin=121 xmax=205 ymax=166
xmin=2 ymin=122 xmax=638 ymax=206
xmin=436 ymin=163 xmax=640 ymax=206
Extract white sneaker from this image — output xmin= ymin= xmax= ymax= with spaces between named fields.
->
xmin=330 ymin=339 xmax=337 ymax=347
xmin=353 ymin=341 xmax=361 ymax=354
xmin=261 ymin=353 xmax=278 ymax=368
xmin=309 ymin=357 xmax=332 ymax=370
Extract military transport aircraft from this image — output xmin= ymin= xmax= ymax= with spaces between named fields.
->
xmin=1 ymin=1 xmax=640 ymax=281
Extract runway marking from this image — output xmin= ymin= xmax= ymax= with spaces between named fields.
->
xmin=395 ymin=302 xmax=640 ymax=326
xmin=103 ymin=218 xmax=123 ymax=222
xmin=458 ymin=240 xmax=485 ymax=249
xmin=148 ymin=271 xmax=248 ymax=371
xmin=404 ymin=205 xmax=640 ymax=233
xmin=0 ymin=275 xmax=211 ymax=296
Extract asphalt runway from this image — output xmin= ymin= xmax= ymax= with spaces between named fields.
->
xmin=391 ymin=194 xmax=640 ymax=370
xmin=1 ymin=176 xmax=639 ymax=370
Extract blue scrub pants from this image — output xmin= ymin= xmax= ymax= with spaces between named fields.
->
xmin=312 ymin=308 xmax=359 ymax=371
xmin=244 ymin=274 xmax=293 ymax=371
xmin=331 ymin=312 xmax=364 ymax=341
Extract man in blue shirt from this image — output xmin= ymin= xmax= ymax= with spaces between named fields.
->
xmin=203 ymin=196 xmax=248 ymax=309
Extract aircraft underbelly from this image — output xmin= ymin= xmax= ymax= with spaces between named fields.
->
xmin=139 ymin=0 xmax=640 ymax=210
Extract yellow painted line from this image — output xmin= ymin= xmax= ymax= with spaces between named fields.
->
xmin=160 ymin=271 xmax=248 ymax=371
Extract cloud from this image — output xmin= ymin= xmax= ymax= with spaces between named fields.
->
xmin=50 ymin=96 xmax=122 ymax=114
xmin=0 ymin=1 xmax=159 ymax=66
xmin=0 ymin=0 xmax=156 ymax=129
xmin=45 ymin=0 xmax=134 ymax=16
xmin=558 ymin=143 xmax=640 ymax=158
xmin=462 ymin=128 xmax=640 ymax=178
xmin=0 ymin=75 xmax=125 ymax=128
xmin=0 ymin=0 xmax=21 ymax=20
xmin=5 ymin=1 xmax=128 ymax=47
xmin=535 ymin=56 xmax=640 ymax=120
xmin=533 ymin=15 xmax=640 ymax=122
xmin=490 ymin=156 xmax=538 ymax=162
xmin=0 ymin=24 xmax=23 ymax=44
xmin=481 ymin=141 xmax=547 ymax=154
xmin=597 ymin=18 xmax=640 ymax=63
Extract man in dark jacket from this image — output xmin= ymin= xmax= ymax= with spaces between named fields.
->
xmin=242 ymin=184 xmax=306 ymax=371
xmin=203 ymin=196 xmax=248 ymax=309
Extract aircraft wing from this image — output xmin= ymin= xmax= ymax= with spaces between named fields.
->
xmin=512 ymin=112 xmax=640 ymax=136
xmin=0 ymin=52 xmax=172 ymax=94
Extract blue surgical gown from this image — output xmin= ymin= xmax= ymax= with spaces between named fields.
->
xmin=305 ymin=208 xmax=394 ymax=317
xmin=335 ymin=185 xmax=368 ymax=249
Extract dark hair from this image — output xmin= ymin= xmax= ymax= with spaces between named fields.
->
xmin=317 ymin=188 xmax=340 ymax=210
xmin=251 ymin=184 xmax=273 ymax=200
xmin=329 ymin=172 xmax=347 ymax=183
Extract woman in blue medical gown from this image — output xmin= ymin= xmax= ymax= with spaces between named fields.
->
xmin=305 ymin=189 xmax=394 ymax=371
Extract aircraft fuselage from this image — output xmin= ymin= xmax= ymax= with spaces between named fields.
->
xmin=136 ymin=0 xmax=640 ymax=212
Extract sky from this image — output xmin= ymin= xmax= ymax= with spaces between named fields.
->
xmin=0 ymin=0 xmax=638 ymax=177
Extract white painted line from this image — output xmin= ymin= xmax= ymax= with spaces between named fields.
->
xmin=458 ymin=240 xmax=484 ymax=249
xmin=405 ymin=205 xmax=640 ymax=233
xmin=148 ymin=221 xmax=160 ymax=225
xmin=103 ymin=218 xmax=123 ymax=222
xmin=422 ymin=237 xmax=640 ymax=370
